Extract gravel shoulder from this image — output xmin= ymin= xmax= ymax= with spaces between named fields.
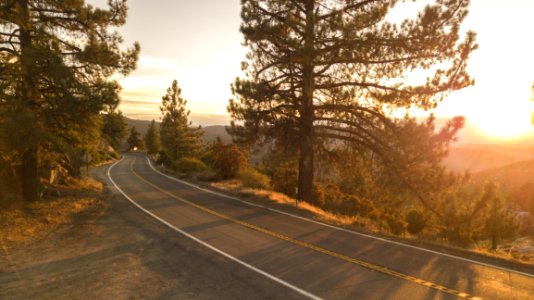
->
xmin=0 ymin=163 xmax=303 ymax=300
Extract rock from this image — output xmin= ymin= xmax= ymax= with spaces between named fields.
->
xmin=511 ymin=237 xmax=534 ymax=260
xmin=42 ymin=185 xmax=61 ymax=199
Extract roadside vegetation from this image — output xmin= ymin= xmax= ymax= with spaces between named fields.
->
xmin=142 ymin=78 xmax=532 ymax=263
xmin=1 ymin=0 xmax=533 ymax=268
xmin=141 ymin=0 xmax=533 ymax=262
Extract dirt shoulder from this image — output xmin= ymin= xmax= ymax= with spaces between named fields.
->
xmin=0 ymin=164 xmax=303 ymax=300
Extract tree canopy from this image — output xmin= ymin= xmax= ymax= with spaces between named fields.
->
xmin=127 ymin=126 xmax=143 ymax=150
xmin=102 ymin=109 xmax=128 ymax=152
xmin=144 ymin=120 xmax=161 ymax=155
xmin=229 ymin=0 xmax=477 ymax=202
xmin=0 ymin=0 xmax=139 ymax=201
xmin=159 ymin=80 xmax=203 ymax=166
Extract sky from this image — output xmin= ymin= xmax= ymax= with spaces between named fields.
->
xmin=101 ymin=0 xmax=245 ymax=125
xmin=91 ymin=0 xmax=534 ymax=143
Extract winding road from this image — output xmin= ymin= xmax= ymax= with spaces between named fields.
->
xmin=108 ymin=153 xmax=534 ymax=300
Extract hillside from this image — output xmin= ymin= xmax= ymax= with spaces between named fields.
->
xmin=124 ymin=117 xmax=153 ymax=136
xmin=200 ymin=125 xmax=232 ymax=143
xmin=471 ymin=159 xmax=534 ymax=193
xmin=444 ymin=148 xmax=526 ymax=173
xmin=123 ymin=118 xmax=232 ymax=144
xmin=123 ymin=116 xmax=534 ymax=174
xmin=444 ymin=143 xmax=534 ymax=173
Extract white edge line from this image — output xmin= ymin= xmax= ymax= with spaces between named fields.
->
xmin=107 ymin=157 xmax=322 ymax=300
xmin=146 ymin=156 xmax=534 ymax=279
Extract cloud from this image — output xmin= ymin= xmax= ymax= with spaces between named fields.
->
xmin=119 ymin=75 xmax=174 ymax=96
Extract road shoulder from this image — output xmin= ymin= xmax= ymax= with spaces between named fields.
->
xmin=0 ymin=163 xmax=304 ymax=300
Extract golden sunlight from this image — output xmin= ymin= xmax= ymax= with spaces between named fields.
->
xmin=470 ymin=101 xmax=534 ymax=139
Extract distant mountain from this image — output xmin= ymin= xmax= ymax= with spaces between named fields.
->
xmin=200 ymin=125 xmax=232 ymax=144
xmin=123 ymin=117 xmax=232 ymax=144
xmin=122 ymin=116 xmax=534 ymax=173
xmin=444 ymin=148 xmax=526 ymax=173
xmin=470 ymin=159 xmax=534 ymax=197
xmin=124 ymin=117 xmax=152 ymax=136
xmin=457 ymin=143 xmax=534 ymax=160
xmin=443 ymin=143 xmax=534 ymax=173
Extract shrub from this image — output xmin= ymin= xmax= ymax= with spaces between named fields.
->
xmin=239 ymin=168 xmax=271 ymax=190
xmin=405 ymin=210 xmax=426 ymax=235
xmin=272 ymin=161 xmax=298 ymax=197
xmin=174 ymin=157 xmax=207 ymax=173
xmin=88 ymin=149 xmax=103 ymax=164
xmin=312 ymin=183 xmax=325 ymax=206
xmin=441 ymin=227 xmax=474 ymax=248
xmin=319 ymin=183 xmax=376 ymax=217
xmin=385 ymin=216 xmax=406 ymax=235
xmin=195 ymin=170 xmax=218 ymax=182
xmin=206 ymin=141 xmax=248 ymax=179
xmin=110 ymin=151 xmax=120 ymax=160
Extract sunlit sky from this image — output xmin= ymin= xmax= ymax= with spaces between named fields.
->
xmin=91 ymin=0 xmax=534 ymax=143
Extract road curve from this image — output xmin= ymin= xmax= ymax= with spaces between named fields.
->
xmin=108 ymin=153 xmax=534 ymax=300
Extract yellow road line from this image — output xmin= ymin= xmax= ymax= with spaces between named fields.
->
xmin=128 ymin=156 xmax=482 ymax=300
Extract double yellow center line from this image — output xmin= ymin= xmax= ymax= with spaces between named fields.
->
xmin=128 ymin=156 xmax=481 ymax=300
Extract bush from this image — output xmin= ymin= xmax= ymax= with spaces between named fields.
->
xmin=174 ymin=157 xmax=207 ymax=173
xmin=206 ymin=142 xmax=248 ymax=179
xmin=405 ymin=210 xmax=426 ymax=235
xmin=385 ymin=216 xmax=406 ymax=235
xmin=319 ymin=183 xmax=376 ymax=217
xmin=239 ymin=168 xmax=271 ymax=190
xmin=110 ymin=151 xmax=120 ymax=160
xmin=441 ymin=227 xmax=474 ymax=248
xmin=272 ymin=161 xmax=298 ymax=197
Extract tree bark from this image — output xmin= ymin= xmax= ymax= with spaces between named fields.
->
xmin=18 ymin=0 xmax=41 ymax=202
xmin=21 ymin=145 xmax=40 ymax=202
xmin=297 ymin=0 xmax=315 ymax=203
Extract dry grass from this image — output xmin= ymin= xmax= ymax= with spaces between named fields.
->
xmin=59 ymin=177 xmax=104 ymax=193
xmin=0 ymin=178 xmax=104 ymax=249
xmin=211 ymin=180 xmax=376 ymax=230
xmin=211 ymin=179 xmax=534 ymax=267
xmin=212 ymin=179 xmax=242 ymax=190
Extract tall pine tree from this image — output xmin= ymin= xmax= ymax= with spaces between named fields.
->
xmin=102 ymin=108 xmax=128 ymax=152
xmin=159 ymin=80 xmax=202 ymax=166
xmin=127 ymin=126 xmax=143 ymax=150
xmin=144 ymin=120 xmax=161 ymax=155
xmin=229 ymin=0 xmax=477 ymax=202
xmin=0 ymin=0 xmax=139 ymax=201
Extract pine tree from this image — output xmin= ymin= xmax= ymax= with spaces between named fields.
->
xmin=127 ymin=126 xmax=143 ymax=151
xmin=144 ymin=120 xmax=161 ymax=155
xmin=102 ymin=109 xmax=128 ymax=152
xmin=0 ymin=1 xmax=139 ymax=201
xmin=229 ymin=0 xmax=477 ymax=203
xmin=159 ymin=80 xmax=203 ymax=166
xmin=482 ymin=183 xmax=517 ymax=250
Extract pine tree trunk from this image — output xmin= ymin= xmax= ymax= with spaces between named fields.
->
xmin=21 ymin=145 xmax=40 ymax=202
xmin=18 ymin=0 xmax=41 ymax=202
xmin=297 ymin=0 xmax=315 ymax=203
xmin=298 ymin=126 xmax=314 ymax=202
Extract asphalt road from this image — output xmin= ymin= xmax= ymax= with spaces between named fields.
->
xmin=108 ymin=153 xmax=534 ymax=300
